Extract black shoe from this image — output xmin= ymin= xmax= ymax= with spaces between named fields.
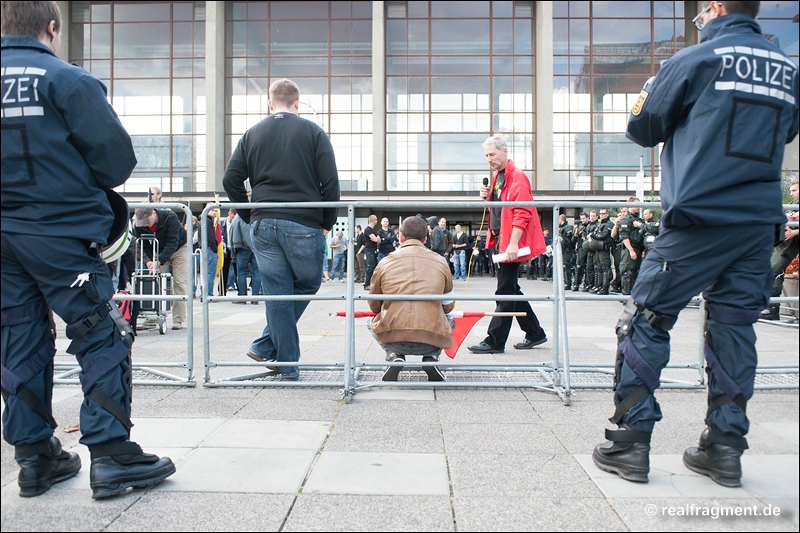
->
xmin=382 ymin=354 xmax=405 ymax=381
xmin=514 ymin=337 xmax=547 ymax=350
xmin=363 ymin=285 xmax=370 ymax=290
xmin=682 ymin=428 xmax=744 ymax=487
xmin=422 ymin=356 xmax=445 ymax=381
xmin=468 ymin=342 xmax=504 ymax=354
xmin=233 ymin=300 xmax=248 ymax=305
xmin=16 ymin=437 xmax=82 ymax=497
xmin=90 ymin=444 xmax=175 ymax=499
xmin=592 ymin=426 xmax=651 ymax=483
xmin=759 ymin=304 xmax=780 ymax=321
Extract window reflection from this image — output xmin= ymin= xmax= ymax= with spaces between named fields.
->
xmin=387 ymin=0 xmax=534 ymax=191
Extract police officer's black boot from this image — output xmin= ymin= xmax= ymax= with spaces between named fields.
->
xmin=589 ymin=270 xmax=602 ymax=293
xmin=621 ymin=271 xmax=632 ymax=296
xmin=592 ymin=425 xmax=651 ymax=483
xmin=682 ymin=427 xmax=745 ymax=488
xmin=759 ymin=303 xmax=780 ymax=321
xmin=15 ymin=436 xmax=82 ymax=497
xmin=581 ymin=267 xmax=594 ymax=292
xmin=89 ymin=439 xmax=176 ymax=499
xmin=609 ymin=277 xmax=620 ymax=294
xmin=571 ymin=267 xmax=583 ymax=291
xmin=596 ymin=271 xmax=610 ymax=295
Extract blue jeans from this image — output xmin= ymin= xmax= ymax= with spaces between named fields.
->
xmin=331 ymin=253 xmax=346 ymax=280
xmin=206 ymin=249 xmax=218 ymax=297
xmin=249 ymin=218 xmax=323 ymax=378
xmin=453 ymin=249 xmax=467 ymax=279
xmin=236 ymin=248 xmax=261 ymax=297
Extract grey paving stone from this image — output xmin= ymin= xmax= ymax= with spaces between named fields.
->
xmin=106 ymin=492 xmax=295 ymax=532
xmin=284 ymin=494 xmax=454 ymax=532
xmin=303 ymin=451 xmax=449 ymax=495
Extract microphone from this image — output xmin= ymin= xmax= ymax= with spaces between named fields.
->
xmin=483 ymin=177 xmax=489 ymax=187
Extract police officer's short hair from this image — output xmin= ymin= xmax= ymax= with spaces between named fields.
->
xmin=704 ymin=1 xmax=760 ymax=19
xmin=1 ymin=1 xmax=61 ymax=39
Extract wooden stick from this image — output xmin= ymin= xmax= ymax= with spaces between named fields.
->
xmin=329 ymin=311 xmax=525 ymax=317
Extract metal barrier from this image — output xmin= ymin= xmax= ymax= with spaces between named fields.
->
xmin=200 ymin=201 xmax=799 ymax=403
xmin=54 ymin=202 xmax=196 ymax=387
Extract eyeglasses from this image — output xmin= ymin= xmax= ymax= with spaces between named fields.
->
xmin=692 ymin=3 xmax=720 ymax=31
xmin=599 ymin=212 xmax=608 ymax=215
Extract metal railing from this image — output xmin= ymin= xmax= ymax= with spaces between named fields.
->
xmin=54 ymin=202 xmax=196 ymax=387
xmin=199 ymin=200 xmax=799 ymax=403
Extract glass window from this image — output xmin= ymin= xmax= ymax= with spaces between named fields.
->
xmin=386 ymin=0 xmax=534 ymax=190
xmin=592 ymin=1 xmax=649 ymax=18
xmin=70 ymin=1 xmax=205 ymax=195
xmin=113 ymin=23 xmax=171 ymax=58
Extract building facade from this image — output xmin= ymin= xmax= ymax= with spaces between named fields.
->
xmin=58 ymin=1 xmax=799 ymax=226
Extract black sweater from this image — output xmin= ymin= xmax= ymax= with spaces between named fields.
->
xmin=222 ymin=112 xmax=340 ymax=230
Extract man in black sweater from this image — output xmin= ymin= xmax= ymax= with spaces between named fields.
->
xmin=223 ymin=78 xmax=341 ymax=380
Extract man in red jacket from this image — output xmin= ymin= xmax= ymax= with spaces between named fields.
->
xmin=469 ymin=135 xmax=548 ymax=354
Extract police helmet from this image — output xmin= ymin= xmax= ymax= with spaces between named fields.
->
xmin=99 ymin=189 xmax=133 ymax=263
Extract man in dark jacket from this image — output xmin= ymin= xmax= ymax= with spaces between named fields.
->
xmin=1 ymin=1 xmax=174 ymax=500
xmin=593 ymin=1 xmax=799 ymax=488
xmin=133 ymin=207 xmax=189 ymax=330
xmin=427 ymin=216 xmax=446 ymax=256
xmin=223 ymin=78 xmax=340 ymax=380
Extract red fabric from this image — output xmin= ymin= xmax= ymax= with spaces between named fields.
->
xmin=214 ymin=221 xmax=222 ymax=246
xmin=485 ymin=159 xmax=546 ymax=262
xmin=444 ymin=314 xmax=483 ymax=359
xmin=334 ymin=310 xmax=486 ymax=358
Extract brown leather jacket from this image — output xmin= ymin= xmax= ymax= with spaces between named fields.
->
xmin=368 ymin=239 xmax=454 ymax=348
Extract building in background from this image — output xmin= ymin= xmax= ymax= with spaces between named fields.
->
xmin=59 ymin=1 xmax=799 ymax=229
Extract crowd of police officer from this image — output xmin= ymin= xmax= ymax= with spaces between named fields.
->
xmin=557 ymin=198 xmax=660 ymax=296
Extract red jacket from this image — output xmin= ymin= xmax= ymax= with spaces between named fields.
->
xmin=486 ymin=160 xmax=545 ymax=262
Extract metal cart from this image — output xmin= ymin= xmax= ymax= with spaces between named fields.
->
xmin=132 ymin=234 xmax=172 ymax=335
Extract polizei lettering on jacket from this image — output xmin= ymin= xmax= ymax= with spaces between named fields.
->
xmin=1 ymin=66 xmax=46 ymax=118
xmin=714 ymin=47 xmax=797 ymax=104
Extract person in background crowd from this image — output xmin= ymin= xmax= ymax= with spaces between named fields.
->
xmin=451 ymin=224 xmax=469 ymax=281
xmin=761 ymin=177 xmax=799 ymax=320
xmin=353 ymin=225 xmax=366 ymax=284
xmin=361 ymin=215 xmax=380 ymax=290
xmin=329 ymin=230 xmax=349 ymax=282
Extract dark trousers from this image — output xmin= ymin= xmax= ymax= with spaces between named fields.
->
xmin=2 ymin=232 xmax=131 ymax=448
xmin=483 ymin=262 xmax=546 ymax=349
xmin=616 ymin=224 xmax=773 ymax=436
xmin=363 ymin=249 xmax=378 ymax=287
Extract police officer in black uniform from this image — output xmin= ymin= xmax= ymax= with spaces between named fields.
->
xmin=609 ymin=207 xmax=627 ymax=294
xmin=558 ymin=214 xmax=575 ymax=290
xmin=589 ymin=208 xmax=614 ymax=295
xmin=572 ymin=212 xmax=590 ymax=291
xmin=618 ymin=199 xmax=645 ymax=296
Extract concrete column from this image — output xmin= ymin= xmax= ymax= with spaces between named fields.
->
xmin=206 ymin=1 xmax=226 ymax=195
xmin=535 ymin=1 xmax=554 ymax=190
xmin=371 ymin=1 xmax=386 ymax=192
xmin=55 ymin=1 xmax=70 ymax=62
